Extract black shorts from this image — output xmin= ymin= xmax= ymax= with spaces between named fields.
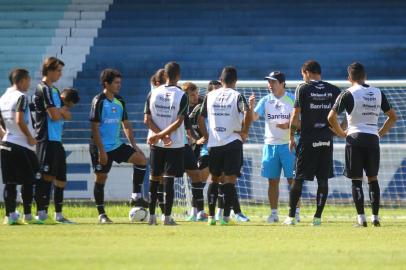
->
xmin=37 ymin=141 xmax=66 ymax=181
xmin=198 ymin=155 xmax=209 ymax=170
xmin=1 ymin=142 xmax=40 ymax=185
xmin=184 ymin=144 xmax=198 ymax=171
xmin=295 ymin=140 xmax=333 ymax=181
xmin=344 ymin=144 xmax=380 ymax=178
xmin=150 ymin=146 xmax=184 ymax=177
xmin=209 ymin=140 xmax=242 ymax=177
xmin=90 ymin=143 xmax=135 ymax=174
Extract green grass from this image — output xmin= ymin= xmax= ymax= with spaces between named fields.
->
xmin=1 ymin=204 xmax=406 ymax=270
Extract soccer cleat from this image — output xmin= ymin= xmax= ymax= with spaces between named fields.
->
xmin=235 ymin=213 xmax=250 ymax=222
xmin=295 ymin=213 xmax=301 ymax=223
xmin=98 ymin=214 xmax=113 ymax=224
xmin=55 ymin=216 xmax=75 ymax=224
xmin=208 ymin=216 xmax=216 ymax=226
xmin=267 ymin=214 xmax=279 ymax=224
xmin=186 ymin=214 xmax=197 ymax=222
xmin=196 ymin=211 xmax=208 ymax=222
xmin=148 ymin=214 xmax=158 ymax=225
xmin=283 ymin=216 xmax=296 ymax=226
xmin=164 ymin=216 xmax=178 ymax=226
xmin=353 ymin=221 xmax=368 ymax=228
xmin=312 ymin=217 xmax=322 ymax=226
xmin=130 ymin=198 xmax=149 ymax=208
xmin=220 ymin=218 xmax=234 ymax=226
xmin=372 ymin=220 xmax=381 ymax=227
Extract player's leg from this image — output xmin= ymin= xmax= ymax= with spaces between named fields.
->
xmin=20 ymin=148 xmax=39 ymax=223
xmin=127 ymin=146 xmax=148 ymax=207
xmin=366 ymin=146 xmax=381 ymax=227
xmin=345 ymin=144 xmax=367 ymax=226
xmin=262 ymin=145 xmax=281 ymax=223
xmin=207 ymin=146 xmax=223 ymax=225
xmin=231 ymin=146 xmax=250 ymax=222
xmin=287 ymin=178 xmax=300 ymax=222
xmin=216 ymin=176 xmax=224 ymax=221
xmin=148 ymin=146 xmax=164 ymax=225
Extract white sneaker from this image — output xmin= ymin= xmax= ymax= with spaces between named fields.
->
xmin=161 ymin=214 xmax=165 ymax=222
xmin=267 ymin=214 xmax=279 ymax=223
xmin=283 ymin=216 xmax=296 ymax=226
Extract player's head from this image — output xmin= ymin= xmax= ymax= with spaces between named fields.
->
xmin=207 ymin=80 xmax=222 ymax=92
xmin=100 ymin=68 xmax=122 ymax=94
xmin=150 ymin=68 xmax=166 ymax=89
xmin=264 ymin=71 xmax=286 ymax=97
xmin=60 ymin=88 xmax=80 ymax=108
xmin=220 ymin=66 xmax=237 ymax=87
xmin=347 ymin=62 xmax=366 ymax=83
xmin=42 ymin=57 xmax=64 ymax=83
xmin=301 ymin=60 xmax=321 ymax=82
xmin=164 ymin=62 xmax=180 ymax=83
xmin=9 ymin=68 xmax=31 ymax=92
xmin=182 ymin=82 xmax=199 ymax=106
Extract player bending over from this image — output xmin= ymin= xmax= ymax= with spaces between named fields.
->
xmin=89 ymin=69 xmax=147 ymax=223
xmin=328 ymin=62 xmax=397 ymax=227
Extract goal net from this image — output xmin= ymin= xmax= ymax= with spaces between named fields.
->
xmin=173 ymin=80 xmax=406 ymax=219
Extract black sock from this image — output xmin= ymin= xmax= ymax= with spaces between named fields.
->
xmin=289 ymin=179 xmax=303 ymax=217
xmin=149 ymin=181 xmax=159 ymax=215
xmin=207 ymin=182 xmax=219 ymax=217
xmin=4 ymin=184 xmax=17 ymax=216
xmin=54 ymin=186 xmax=64 ymax=213
xmin=94 ymin=182 xmax=105 ymax=215
xmin=232 ymin=190 xmax=242 ymax=214
xmin=368 ymin=180 xmax=380 ymax=216
xmin=21 ymin=184 xmax=33 ymax=215
xmin=157 ymin=182 xmax=165 ymax=214
xmin=133 ymin=165 xmax=147 ymax=194
xmin=352 ymin=180 xmax=365 ymax=215
xmin=35 ymin=179 xmax=52 ymax=212
xmin=223 ymin=183 xmax=237 ymax=217
xmin=164 ymin=177 xmax=174 ymax=216
xmin=192 ymin=182 xmax=205 ymax=212
xmin=217 ymin=183 xmax=224 ymax=209
xmin=314 ymin=179 xmax=328 ymax=218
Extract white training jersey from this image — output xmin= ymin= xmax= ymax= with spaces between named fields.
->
xmin=145 ymin=85 xmax=188 ymax=149
xmin=254 ymin=92 xmax=294 ymax=145
xmin=346 ymin=84 xmax=382 ymax=136
xmin=0 ymin=87 xmax=35 ymax=151
xmin=203 ymin=87 xmax=247 ymax=148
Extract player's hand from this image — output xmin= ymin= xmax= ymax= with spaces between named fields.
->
xmin=235 ymin=131 xmax=248 ymax=142
xmin=196 ymin=137 xmax=206 ymax=145
xmin=289 ymin=138 xmax=296 ymax=152
xmin=27 ymin=136 xmax=37 ymax=146
xmin=249 ymin=93 xmax=256 ymax=110
xmin=148 ymin=135 xmax=159 ymax=145
xmin=99 ymin=150 xmax=108 ymax=165
xmin=162 ymin=135 xmax=173 ymax=147
xmin=276 ymin=122 xmax=290 ymax=129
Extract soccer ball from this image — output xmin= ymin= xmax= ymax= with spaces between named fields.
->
xmin=128 ymin=207 xmax=149 ymax=222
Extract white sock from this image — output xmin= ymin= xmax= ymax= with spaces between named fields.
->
xmin=24 ymin=213 xmax=32 ymax=221
xmin=9 ymin=212 xmax=18 ymax=221
xmin=216 ymin=208 xmax=223 ymax=216
xmin=223 ymin=216 xmax=230 ymax=222
xmin=37 ymin=210 xmax=47 ymax=220
xmin=372 ymin=215 xmax=379 ymax=221
xmin=296 ymin=208 xmax=300 ymax=214
xmin=55 ymin=212 xmax=63 ymax=220
xmin=191 ymin=207 xmax=197 ymax=215
xmin=358 ymin=214 xmax=366 ymax=223
xmin=131 ymin=193 xmax=142 ymax=200
xmin=271 ymin=209 xmax=278 ymax=215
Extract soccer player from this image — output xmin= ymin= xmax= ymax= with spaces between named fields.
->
xmin=251 ymin=71 xmax=300 ymax=223
xmin=199 ymin=67 xmax=253 ymax=225
xmin=284 ymin=60 xmax=341 ymax=226
xmin=328 ymin=62 xmax=397 ymax=227
xmin=89 ymin=69 xmax=147 ymax=223
xmin=182 ymin=82 xmax=208 ymax=222
xmin=0 ymin=69 xmax=40 ymax=225
xmin=144 ymin=62 xmax=188 ymax=225
xmin=33 ymin=57 xmax=79 ymax=223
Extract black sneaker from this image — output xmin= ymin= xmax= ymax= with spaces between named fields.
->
xmin=372 ymin=220 xmax=381 ymax=227
xmin=130 ymin=198 xmax=149 ymax=208
xmin=99 ymin=214 xmax=113 ymax=224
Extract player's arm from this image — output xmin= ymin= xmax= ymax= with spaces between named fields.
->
xmin=0 ymin=111 xmax=6 ymax=139
xmin=15 ymin=95 xmax=36 ymax=146
xmin=40 ymin=85 xmax=64 ymax=121
xmin=239 ymin=94 xmax=253 ymax=141
xmin=328 ymin=91 xmax=349 ymax=138
xmin=378 ymin=92 xmax=397 ymax=138
xmin=198 ymin=95 xmax=209 ymax=144
xmin=289 ymin=86 xmax=302 ymax=151
xmin=89 ymin=98 xmax=107 ymax=165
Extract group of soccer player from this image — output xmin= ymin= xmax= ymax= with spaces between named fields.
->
xmin=0 ymin=57 xmax=397 ymax=227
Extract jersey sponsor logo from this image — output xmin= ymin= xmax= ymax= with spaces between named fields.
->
xmin=214 ymin=127 xmax=226 ymax=132
xmin=112 ymin=107 xmax=117 ymax=113
xmin=103 ymin=118 xmax=120 ymax=124
xmin=312 ymin=140 xmax=331 ymax=147
xmin=309 ymin=103 xmax=332 ymax=109
xmin=314 ymin=123 xmax=327 ymax=128
xmin=267 ymin=113 xmax=290 ymax=120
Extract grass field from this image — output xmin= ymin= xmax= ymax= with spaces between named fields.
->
xmin=1 ymin=203 xmax=406 ymax=270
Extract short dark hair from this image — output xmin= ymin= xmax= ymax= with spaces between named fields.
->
xmin=9 ymin=68 xmax=30 ymax=85
xmin=207 ymin=80 xmax=221 ymax=92
xmin=164 ymin=62 xmax=180 ymax=81
xmin=42 ymin=57 xmax=65 ymax=76
xmin=301 ymin=60 xmax=321 ymax=75
xmin=220 ymin=66 xmax=237 ymax=85
xmin=347 ymin=62 xmax=366 ymax=81
xmin=61 ymin=88 xmax=80 ymax=104
xmin=100 ymin=68 xmax=122 ymax=86
xmin=150 ymin=68 xmax=166 ymax=86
